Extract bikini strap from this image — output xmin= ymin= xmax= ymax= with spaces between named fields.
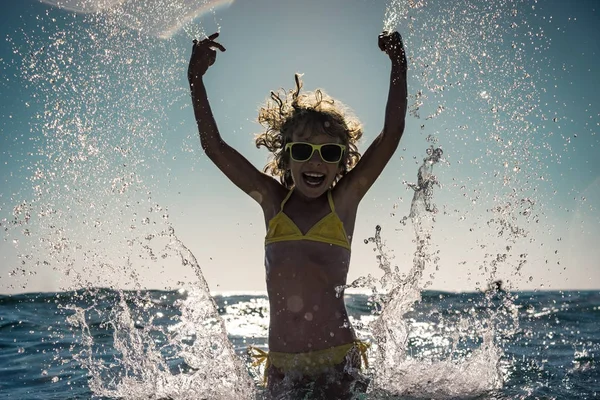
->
xmin=327 ymin=190 xmax=335 ymax=212
xmin=280 ymin=189 xmax=294 ymax=210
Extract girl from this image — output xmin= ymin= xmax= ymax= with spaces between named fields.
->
xmin=188 ymin=31 xmax=407 ymax=399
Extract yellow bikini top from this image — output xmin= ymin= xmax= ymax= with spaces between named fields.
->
xmin=265 ymin=190 xmax=351 ymax=251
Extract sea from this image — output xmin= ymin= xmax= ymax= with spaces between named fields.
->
xmin=0 ymin=289 xmax=598 ymax=399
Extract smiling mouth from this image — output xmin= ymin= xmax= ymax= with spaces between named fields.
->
xmin=302 ymin=172 xmax=326 ymax=187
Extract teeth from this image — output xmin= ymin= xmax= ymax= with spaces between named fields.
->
xmin=303 ymin=172 xmax=325 ymax=187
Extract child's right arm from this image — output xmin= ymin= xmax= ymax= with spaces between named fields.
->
xmin=188 ymin=33 xmax=278 ymax=206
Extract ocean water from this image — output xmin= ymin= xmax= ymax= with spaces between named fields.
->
xmin=0 ymin=289 xmax=598 ymax=399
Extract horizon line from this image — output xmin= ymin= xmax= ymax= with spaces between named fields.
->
xmin=1 ymin=287 xmax=599 ymax=297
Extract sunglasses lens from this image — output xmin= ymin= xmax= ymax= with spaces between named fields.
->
xmin=320 ymin=144 xmax=343 ymax=162
xmin=290 ymin=143 xmax=313 ymax=161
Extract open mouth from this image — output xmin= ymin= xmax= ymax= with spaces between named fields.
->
xmin=302 ymin=172 xmax=326 ymax=187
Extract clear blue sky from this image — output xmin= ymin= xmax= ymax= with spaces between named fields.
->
xmin=1 ymin=0 xmax=598 ymax=294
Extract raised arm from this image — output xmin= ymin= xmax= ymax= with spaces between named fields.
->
xmin=337 ymin=31 xmax=408 ymax=202
xmin=188 ymin=33 xmax=278 ymax=206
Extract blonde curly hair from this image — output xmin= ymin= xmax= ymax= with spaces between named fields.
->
xmin=255 ymin=74 xmax=363 ymax=188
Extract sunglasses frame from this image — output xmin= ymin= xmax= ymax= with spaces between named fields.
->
xmin=285 ymin=142 xmax=346 ymax=164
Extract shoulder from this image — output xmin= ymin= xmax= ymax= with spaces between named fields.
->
xmin=331 ymin=180 xmax=361 ymax=217
xmin=261 ymin=181 xmax=289 ymax=220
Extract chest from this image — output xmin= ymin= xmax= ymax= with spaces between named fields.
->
xmin=264 ymin=192 xmax=356 ymax=239
xmin=284 ymin=201 xmax=332 ymax=234
xmin=265 ymin=241 xmax=351 ymax=284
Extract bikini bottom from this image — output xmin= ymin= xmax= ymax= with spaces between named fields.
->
xmin=248 ymin=341 xmax=370 ymax=399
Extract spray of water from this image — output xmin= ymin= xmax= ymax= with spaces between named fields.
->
xmin=37 ymin=0 xmax=232 ymax=39
xmin=360 ymin=147 xmax=505 ymax=398
xmin=67 ymin=229 xmax=255 ymax=399
xmin=4 ymin=6 xmax=196 ymax=292
xmin=361 ymin=0 xmax=554 ymax=395
xmin=2 ymin=2 xmax=258 ymax=396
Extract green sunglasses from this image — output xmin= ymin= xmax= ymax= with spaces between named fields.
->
xmin=285 ymin=142 xmax=346 ymax=163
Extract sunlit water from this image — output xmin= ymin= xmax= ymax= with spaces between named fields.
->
xmin=1 ymin=0 xmax=595 ymax=398
xmin=2 ymin=289 xmax=599 ymax=399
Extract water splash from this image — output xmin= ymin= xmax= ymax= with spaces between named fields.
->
xmin=67 ymin=229 xmax=255 ymax=399
xmin=37 ymin=0 xmax=233 ymax=39
xmin=360 ymin=147 xmax=504 ymax=397
xmin=383 ymin=0 xmax=424 ymax=33
xmin=387 ymin=0 xmax=554 ymax=254
xmin=3 ymin=0 xmax=208 ymax=293
xmin=374 ymin=3 xmax=558 ymax=393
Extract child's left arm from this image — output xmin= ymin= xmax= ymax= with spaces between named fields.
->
xmin=337 ymin=31 xmax=407 ymax=202
xmin=380 ymin=31 xmax=408 ymax=137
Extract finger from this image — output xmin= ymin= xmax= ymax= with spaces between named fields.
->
xmin=393 ymin=31 xmax=404 ymax=46
xmin=199 ymin=34 xmax=218 ymax=45
xmin=197 ymin=37 xmax=226 ymax=52
xmin=208 ymin=41 xmax=226 ymax=52
xmin=378 ymin=35 xmax=386 ymax=51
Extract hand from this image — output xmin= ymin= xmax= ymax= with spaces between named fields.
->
xmin=378 ymin=31 xmax=407 ymax=72
xmin=188 ymin=32 xmax=226 ymax=82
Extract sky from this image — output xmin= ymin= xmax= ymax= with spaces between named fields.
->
xmin=0 ymin=0 xmax=598 ymax=294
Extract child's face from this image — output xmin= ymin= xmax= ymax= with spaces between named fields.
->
xmin=287 ymin=124 xmax=344 ymax=198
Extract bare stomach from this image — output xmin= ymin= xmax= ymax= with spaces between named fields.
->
xmin=267 ymin=299 xmax=356 ymax=353
xmin=265 ymin=241 xmax=356 ymax=353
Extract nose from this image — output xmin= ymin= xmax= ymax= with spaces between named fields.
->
xmin=308 ymin=148 xmax=323 ymax=164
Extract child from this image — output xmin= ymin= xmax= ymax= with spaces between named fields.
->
xmin=188 ymin=31 xmax=407 ymax=399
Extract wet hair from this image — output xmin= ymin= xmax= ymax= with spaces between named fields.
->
xmin=255 ymin=74 xmax=363 ymax=188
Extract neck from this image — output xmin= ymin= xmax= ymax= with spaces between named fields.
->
xmin=290 ymin=187 xmax=330 ymax=203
